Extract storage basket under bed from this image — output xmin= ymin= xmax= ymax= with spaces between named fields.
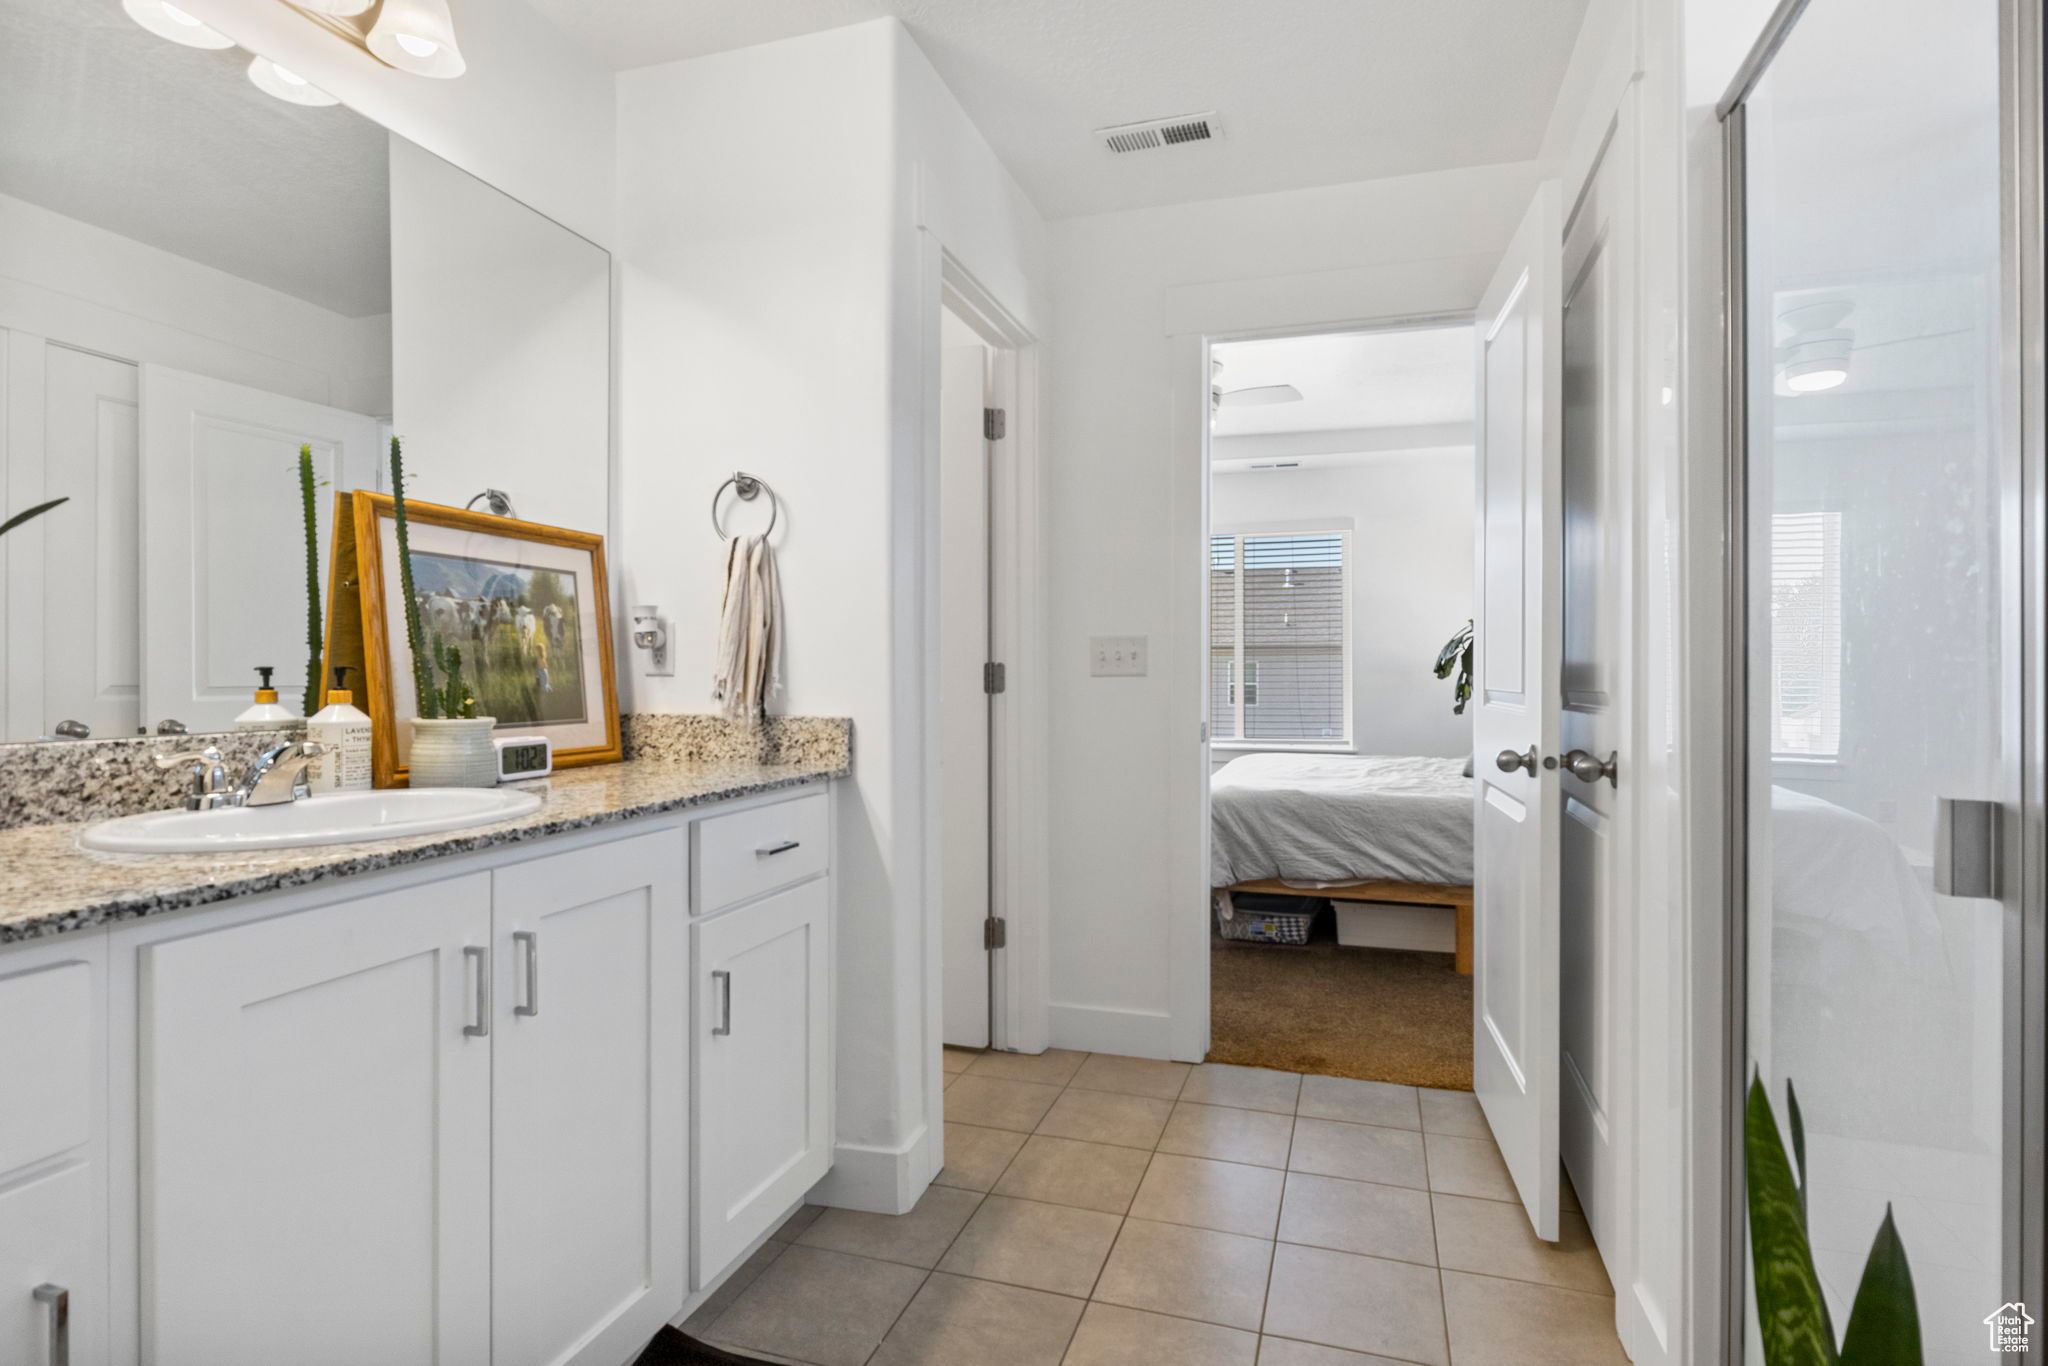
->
xmin=1214 ymin=892 xmax=1329 ymax=945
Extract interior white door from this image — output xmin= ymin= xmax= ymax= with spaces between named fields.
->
xmin=140 ymin=874 xmax=493 ymax=1366
xmin=491 ymin=832 xmax=686 ymax=1366
xmin=939 ymin=329 xmax=992 ymax=1047
xmin=139 ymin=364 xmax=378 ymax=731
xmin=1558 ymin=120 xmax=1633 ymax=1263
xmin=40 ymin=343 xmax=141 ymax=740
xmin=693 ymin=878 xmax=832 ymax=1283
xmin=1471 ymin=181 xmax=1565 ymax=1241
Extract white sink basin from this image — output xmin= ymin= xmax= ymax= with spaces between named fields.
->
xmin=82 ymin=787 xmax=545 ymax=854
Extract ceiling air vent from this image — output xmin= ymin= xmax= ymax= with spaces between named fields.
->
xmin=1096 ymin=112 xmax=1222 ymax=156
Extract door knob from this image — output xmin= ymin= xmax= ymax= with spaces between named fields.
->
xmin=1495 ymin=746 xmax=1538 ymax=776
xmin=1563 ymin=749 xmax=1618 ymax=787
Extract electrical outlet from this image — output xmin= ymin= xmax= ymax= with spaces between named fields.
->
xmin=1090 ymin=635 xmax=1147 ymax=677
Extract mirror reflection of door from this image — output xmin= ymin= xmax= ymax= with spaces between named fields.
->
xmin=0 ymin=0 xmax=610 ymax=743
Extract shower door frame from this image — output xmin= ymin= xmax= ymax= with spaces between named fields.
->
xmin=1715 ymin=0 xmax=2048 ymax=1355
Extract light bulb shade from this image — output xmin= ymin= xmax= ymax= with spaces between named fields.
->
xmin=248 ymin=55 xmax=341 ymax=106
xmin=292 ymin=0 xmax=375 ymax=13
xmin=1776 ymin=329 xmax=1853 ymax=395
xmin=367 ymin=0 xmax=466 ymax=77
xmin=121 ymin=0 xmax=236 ymax=49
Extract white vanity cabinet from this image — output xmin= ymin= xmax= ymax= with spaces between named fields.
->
xmin=0 ymin=939 xmax=108 ymax=1366
xmin=141 ymin=872 xmax=498 ymax=1366
xmin=692 ymin=877 xmax=833 ymax=1281
xmin=490 ymin=833 xmax=686 ymax=1366
xmin=89 ymin=783 xmax=834 ymax=1366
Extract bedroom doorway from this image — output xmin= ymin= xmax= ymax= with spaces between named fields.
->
xmin=1203 ymin=320 xmax=1479 ymax=1090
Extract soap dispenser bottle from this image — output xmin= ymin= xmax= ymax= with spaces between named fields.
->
xmin=235 ymin=666 xmax=300 ymax=732
xmin=307 ymin=667 xmax=373 ymax=792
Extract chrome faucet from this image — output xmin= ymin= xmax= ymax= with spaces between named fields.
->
xmin=236 ymin=740 xmax=328 ymax=807
xmin=154 ymin=740 xmax=326 ymax=811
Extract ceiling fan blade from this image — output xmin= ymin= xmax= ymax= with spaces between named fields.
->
xmin=1219 ymin=384 xmax=1303 ymax=407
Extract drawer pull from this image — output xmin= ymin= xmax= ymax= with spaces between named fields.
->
xmin=514 ymin=931 xmax=540 ymax=1017
xmin=712 ymin=969 xmax=732 ymax=1036
xmin=34 ymin=1283 xmax=68 ymax=1366
xmin=757 ymin=839 xmax=801 ymax=857
xmin=464 ymin=945 xmax=490 ymax=1038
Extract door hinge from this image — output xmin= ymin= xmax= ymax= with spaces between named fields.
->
xmin=983 ymin=661 xmax=1007 ymax=694
xmin=983 ymin=407 xmax=1007 ymax=440
xmin=983 ymin=917 xmax=1008 ymax=950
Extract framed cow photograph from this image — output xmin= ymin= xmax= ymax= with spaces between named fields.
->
xmin=326 ymin=491 xmax=621 ymax=786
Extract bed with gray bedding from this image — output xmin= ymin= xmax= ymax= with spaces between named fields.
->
xmin=1209 ymin=753 xmax=1474 ymax=889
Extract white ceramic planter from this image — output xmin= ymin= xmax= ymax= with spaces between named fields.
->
xmin=409 ymin=716 xmax=499 ymax=789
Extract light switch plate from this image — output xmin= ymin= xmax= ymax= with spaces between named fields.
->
xmin=1090 ymin=635 xmax=1148 ymax=677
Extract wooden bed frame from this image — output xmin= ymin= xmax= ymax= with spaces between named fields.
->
xmin=1224 ymin=878 xmax=1473 ymax=976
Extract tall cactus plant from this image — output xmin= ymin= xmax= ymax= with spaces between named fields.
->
xmin=298 ymin=447 xmax=323 ymax=717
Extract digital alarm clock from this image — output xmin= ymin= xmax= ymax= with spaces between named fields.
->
xmin=493 ymin=735 xmax=554 ymax=783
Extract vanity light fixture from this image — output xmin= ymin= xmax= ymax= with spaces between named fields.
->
xmin=366 ymin=0 xmax=466 ymax=78
xmin=248 ymin=54 xmax=342 ymax=106
xmin=121 ymin=0 xmax=237 ymax=49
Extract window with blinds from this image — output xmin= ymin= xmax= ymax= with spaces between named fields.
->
xmin=1209 ymin=530 xmax=1350 ymax=743
xmin=1769 ymin=510 xmax=1842 ymax=759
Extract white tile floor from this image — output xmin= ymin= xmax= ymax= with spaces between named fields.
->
xmin=688 ymin=1051 xmax=1628 ymax=1366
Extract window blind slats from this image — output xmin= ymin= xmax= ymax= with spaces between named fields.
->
xmin=1769 ymin=511 xmax=1842 ymax=758
xmin=1210 ymin=531 xmax=1348 ymax=743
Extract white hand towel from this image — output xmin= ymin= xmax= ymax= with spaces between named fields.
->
xmin=712 ymin=533 xmax=784 ymax=724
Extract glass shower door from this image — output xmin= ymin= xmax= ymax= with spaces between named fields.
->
xmin=1734 ymin=0 xmax=2024 ymax=1360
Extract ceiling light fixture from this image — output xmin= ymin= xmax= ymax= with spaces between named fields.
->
xmin=1775 ymin=299 xmax=1854 ymax=396
xmin=248 ymin=54 xmax=341 ymax=106
xmin=366 ymin=0 xmax=466 ymax=78
xmin=121 ymin=0 xmax=237 ymax=49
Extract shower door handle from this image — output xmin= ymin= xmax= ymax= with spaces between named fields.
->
xmin=1935 ymin=797 xmax=2000 ymax=898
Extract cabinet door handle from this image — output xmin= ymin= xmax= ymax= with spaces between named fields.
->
xmin=33 ymin=1284 xmax=68 ymax=1366
xmin=514 ymin=931 xmax=540 ymax=1017
xmin=463 ymin=945 xmax=490 ymax=1038
xmin=757 ymin=839 xmax=800 ymax=857
xmin=712 ymin=969 xmax=732 ymax=1036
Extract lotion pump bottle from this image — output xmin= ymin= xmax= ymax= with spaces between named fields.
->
xmin=235 ymin=666 xmax=299 ymax=731
xmin=307 ymin=667 xmax=372 ymax=792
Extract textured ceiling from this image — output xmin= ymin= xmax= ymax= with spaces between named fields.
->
xmin=0 ymin=0 xmax=390 ymax=317
xmin=528 ymin=0 xmax=1590 ymax=218
xmin=1212 ymin=325 xmax=1473 ymax=441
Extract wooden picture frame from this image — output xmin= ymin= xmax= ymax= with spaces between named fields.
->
xmin=323 ymin=491 xmax=621 ymax=787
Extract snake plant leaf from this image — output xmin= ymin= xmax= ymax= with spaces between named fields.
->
xmin=1837 ymin=1206 xmax=1922 ymax=1366
xmin=0 ymin=496 xmax=68 ymax=538
xmin=1747 ymin=1076 xmax=1839 ymax=1366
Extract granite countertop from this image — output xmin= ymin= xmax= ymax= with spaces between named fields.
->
xmin=0 ymin=753 xmax=847 ymax=946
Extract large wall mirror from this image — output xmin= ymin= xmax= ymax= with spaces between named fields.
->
xmin=0 ymin=0 xmax=610 ymax=742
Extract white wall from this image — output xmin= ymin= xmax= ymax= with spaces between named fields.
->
xmin=1210 ymin=454 xmax=1473 ymax=762
xmin=616 ymin=18 xmax=1046 ymax=1213
xmin=1041 ymin=161 xmax=1540 ymax=1056
xmin=389 ymin=137 xmax=610 ymax=533
xmin=175 ymin=0 xmax=615 ymax=250
xmin=0 ymin=192 xmax=389 ymax=413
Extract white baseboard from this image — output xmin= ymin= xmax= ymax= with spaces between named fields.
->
xmin=810 ymin=1122 xmax=935 ymax=1215
xmin=1047 ymin=1002 xmax=1179 ymax=1060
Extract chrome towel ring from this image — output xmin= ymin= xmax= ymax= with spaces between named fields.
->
xmin=711 ymin=470 xmax=779 ymax=539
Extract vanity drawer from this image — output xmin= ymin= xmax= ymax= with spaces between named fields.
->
xmin=0 ymin=960 xmax=94 ymax=1174
xmin=693 ymin=790 xmax=829 ymax=914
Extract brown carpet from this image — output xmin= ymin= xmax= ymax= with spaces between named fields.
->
xmin=1208 ymin=918 xmax=1472 ymax=1090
